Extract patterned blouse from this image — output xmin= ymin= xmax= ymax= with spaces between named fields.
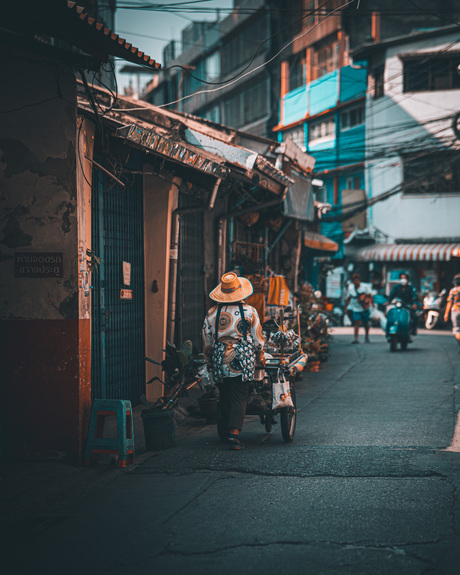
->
xmin=202 ymin=303 xmax=265 ymax=382
xmin=447 ymin=286 xmax=460 ymax=312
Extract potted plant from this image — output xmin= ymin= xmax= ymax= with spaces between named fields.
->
xmin=141 ymin=340 xmax=202 ymax=450
xmin=296 ymin=283 xmax=333 ymax=368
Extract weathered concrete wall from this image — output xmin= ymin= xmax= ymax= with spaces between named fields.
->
xmin=0 ymin=60 xmax=78 ymax=319
xmin=0 ymin=57 xmax=85 ymax=460
xmin=143 ymin=170 xmax=177 ymax=402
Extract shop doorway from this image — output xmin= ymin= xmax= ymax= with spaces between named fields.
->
xmin=91 ymin=167 xmax=145 ymax=404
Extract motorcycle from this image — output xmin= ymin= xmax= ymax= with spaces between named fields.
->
xmin=386 ymin=298 xmax=413 ymax=352
xmin=423 ymin=289 xmax=447 ymax=330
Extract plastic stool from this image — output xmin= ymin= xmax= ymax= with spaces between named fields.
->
xmin=84 ymin=399 xmax=135 ymax=467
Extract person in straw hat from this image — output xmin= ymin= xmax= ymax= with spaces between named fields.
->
xmin=202 ymin=272 xmax=265 ymax=450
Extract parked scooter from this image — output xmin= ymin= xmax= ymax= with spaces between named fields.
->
xmin=386 ymin=298 xmax=413 ymax=351
xmin=423 ymin=289 xmax=448 ymax=330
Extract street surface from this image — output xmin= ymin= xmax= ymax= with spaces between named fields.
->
xmin=6 ymin=330 xmax=460 ymax=574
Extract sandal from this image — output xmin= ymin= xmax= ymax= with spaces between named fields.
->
xmin=227 ymin=433 xmax=245 ymax=451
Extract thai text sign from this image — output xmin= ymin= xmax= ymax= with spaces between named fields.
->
xmin=120 ymin=289 xmax=133 ymax=300
xmin=15 ymin=252 xmax=63 ymax=278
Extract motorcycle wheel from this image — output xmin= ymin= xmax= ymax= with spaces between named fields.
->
xmin=425 ymin=313 xmax=438 ymax=330
xmin=400 ymin=340 xmax=408 ymax=351
xmin=390 ymin=335 xmax=398 ymax=352
xmin=264 ymin=415 xmax=273 ymax=433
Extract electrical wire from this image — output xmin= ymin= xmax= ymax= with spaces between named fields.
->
xmin=159 ymin=0 xmax=341 ymax=85
xmin=106 ymin=0 xmax=355 ymax=111
xmin=324 ymin=140 xmax=460 ymax=221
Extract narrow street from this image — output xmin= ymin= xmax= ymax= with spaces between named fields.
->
xmin=6 ymin=330 xmax=459 ymax=575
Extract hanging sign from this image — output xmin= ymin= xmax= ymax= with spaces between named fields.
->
xmin=120 ymin=289 xmax=133 ymax=300
xmin=123 ymin=261 xmax=131 ymax=286
xmin=326 ymin=272 xmax=342 ymax=299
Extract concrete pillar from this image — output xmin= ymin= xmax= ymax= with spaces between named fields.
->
xmin=143 ymin=171 xmax=179 ymax=402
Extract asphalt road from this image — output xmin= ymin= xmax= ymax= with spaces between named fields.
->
xmin=9 ymin=329 xmax=460 ymax=575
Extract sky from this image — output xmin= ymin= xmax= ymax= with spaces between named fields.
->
xmin=114 ymin=0 xmax=234 ymax=95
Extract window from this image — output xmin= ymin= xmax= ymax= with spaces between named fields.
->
xmin=315 ymin=40 xmax=338 ymax=78
xmin=373 ymin=66 xmax=384 ymax=99
xmin=205 ymin=52 xmax=220 ymax=82
xmin=303 ymin=0 xmax=316 ymax=26
xmin=226 ymin=93 xmax=243 ymax=128
xmin=309 ymin=116 xmax=335 ymax=143
xmin=345 ymin=176 xmax=362 ymax=190
xmin=203 ymin=105 xmax=220 ymax=124
xmin=284 ymin=126 xmax=305 ymax=150
xmin=289 ymin=52 xmax=306 ymax=91
xmin=221 ymin=17 xmax=268 ymax=75
xmin=403 ymin=54 xmax=460 ymax=92
xmin=303 ymin=0 xmax=336 ymax=25
xmin=340 ymin=106 xmax=364 ymax=130
xmin=403 ymin=152 xmax=460 ymax=195
xmin=224 ymin=78 xmax=268 ymax=128
xmin=244 ymin=81 xmax=268 ymax=124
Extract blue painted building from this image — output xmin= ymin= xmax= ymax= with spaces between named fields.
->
xmin=276 ymin=61 xmax=367 ymax=287
xmin=273 ymin=1 xmax=459 ymax=291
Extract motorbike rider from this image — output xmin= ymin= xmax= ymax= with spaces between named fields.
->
xmin=344 ymin=272 xmax=374 ymax=344
xmin=388 ymin=272 xmax=418 ymax=335
xmin=443 ymin=273 xmax=460 ymax=353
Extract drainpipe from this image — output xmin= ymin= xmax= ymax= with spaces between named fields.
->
xmin=228 ymin=217 xmax=234 ymax=267
xmin=173 ymin=178 xmax=222 ymax=215
xmin=167 ymin=188 xmax=180 ymax=345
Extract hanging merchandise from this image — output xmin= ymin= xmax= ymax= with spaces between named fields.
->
xmin=246 ymin=274 xmax=268 ymax=323
xmin=268 ymin=275 xmax=290 ymax=306
xmin=271 ymin=369 xmax=294 ymax=409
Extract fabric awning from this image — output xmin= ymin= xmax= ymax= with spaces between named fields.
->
xmin=283 ymin=170 xmax=314 ymax=222
xmin=304 ymin=231 xmax=339 ymax=252
xmin=359 ymin=243 xmax=460 ymax=262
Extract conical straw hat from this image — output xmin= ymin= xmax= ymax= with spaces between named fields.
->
xmin=209 ymin=272 xmax=253 ymax=303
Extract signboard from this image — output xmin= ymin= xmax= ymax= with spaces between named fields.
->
xmin=326 ymin=272 xmax=342 ymax=299
xmin=120 ymin=289 xmax=133 ymax=300
xmin=123 ymin=261 xmax=131 ymax=286
xmin=15 ymin=252 xmax=63 ymax=278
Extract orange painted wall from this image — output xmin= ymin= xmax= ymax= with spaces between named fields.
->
xmin=0 ymin=319 xmax=90 ymax=463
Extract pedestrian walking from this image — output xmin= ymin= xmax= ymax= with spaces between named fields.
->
xmin=344 ymin=272 xmax=374 ymax=344
xmin=202 ymin=272 xmax=265 ymax=450
xmin=443 ymin=273 xmax=460 ymax=353
xmin=389 ymin=272 xmax=419 ymax=335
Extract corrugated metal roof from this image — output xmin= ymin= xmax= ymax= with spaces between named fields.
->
xmin=3 ymin=1 xmax=160 ymax=70
xmin=66 ymin=2 xmax=160 ymax=69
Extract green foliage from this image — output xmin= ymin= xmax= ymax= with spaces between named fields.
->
xmin=296 ymin=283 xmax=333 ymax=363
xmin=161 ymin=340 xmax=203 ymax=389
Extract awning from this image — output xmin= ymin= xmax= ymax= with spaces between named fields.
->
xmin=359 ymin=243 xmax=460 ymax=262
xmin=115 ymin=124 xmax=228 ymax=178
xmin=304 ymin=231 xmax=339 ymax=252
xmin=283 ymin=170 xmax=314 ymax=222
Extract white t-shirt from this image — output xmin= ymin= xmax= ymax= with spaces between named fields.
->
xmin=346 ymin=282 xmax=371 ymax=312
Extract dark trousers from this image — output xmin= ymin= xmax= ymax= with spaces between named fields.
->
xmin=217 ymin=375 xmax=250 ymax=432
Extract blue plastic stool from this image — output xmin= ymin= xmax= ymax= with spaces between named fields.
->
xmin=84 ymin=399 xmax=135 ymax=467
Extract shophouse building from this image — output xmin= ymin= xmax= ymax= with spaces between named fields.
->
xmin=1 ymin=2 xmax=315 ymax=462
xmin=143 ymin=0 xmax=304 ymax=139
xmin=351 ymin=24 xmax=460 ymax=294
xmin=274 ymin=0 xmax=460 ymax=291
